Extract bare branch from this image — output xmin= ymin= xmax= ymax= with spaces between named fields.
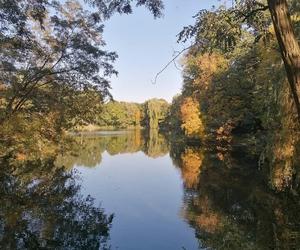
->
xmin=152 ymin=45 xmax=193 ymax=85
xmin=173 ymin=60 xmax=181 ymax=71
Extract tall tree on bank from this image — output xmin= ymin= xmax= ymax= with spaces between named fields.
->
xmin=193 ymin=0 xmax=300 ymax=122
xmin=237 ymin=0 xmax=300 ymax=122
xmin=144 ymin=0 xmax=299 ymax=123
xmin=267 ymin=0 xmax=300 ymax=122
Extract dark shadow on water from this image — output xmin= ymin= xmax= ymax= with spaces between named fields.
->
xmin=170 ymin=141 xmax=300 ymax=250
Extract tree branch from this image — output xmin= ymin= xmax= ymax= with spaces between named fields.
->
xmin=152 ymin=45 xmax=193 ymax=85
xmin=236 ymin=5 xmax=269 ymax=22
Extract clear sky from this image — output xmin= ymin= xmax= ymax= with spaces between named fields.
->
xmin=103 ymin=0 xmax=219 ymax=103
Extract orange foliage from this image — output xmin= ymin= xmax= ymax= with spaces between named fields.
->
xmin=196 ymin=196 xmax=222 ymax=233
xmin=196 ymin=212 xmax=221 ymax=234
xmin=216 ymin=121 xmax=234 ymax=143
xmin=180 ymin=148 xmax=203 ymax=188
xmin=16 ymin=153 xmax=27 ymax=162
xmin=183 ymin=196 xmax=222 ymax=234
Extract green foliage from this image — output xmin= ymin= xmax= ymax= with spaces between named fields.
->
xmin=80 ymin=99 xmax=170 ymax=130
xmin=143 ymin=98 xmax=169 ymax=129
xmin=162 ymin=94 xmax=183 ymax=132
xmin=178 ymin=6 xmax=243 ymax=54
xmin=56 ymin=129 xmax=168 ymax=169
xmin=96 ymin=101 xmax=142 ymax=129
xmin=87 ymin=0 xmax=164 ymax=18
xmin=0 ymin=113 xmax=61 ymax=160
xmin=1 ymin=1 xmax=117 ymax=120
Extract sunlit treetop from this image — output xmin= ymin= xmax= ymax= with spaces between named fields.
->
xmin=0 ymin=0 xmax=165 ymax=122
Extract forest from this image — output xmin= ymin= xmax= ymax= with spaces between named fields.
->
xmin=77 ymin=98 xmax=170 ymax=130
xmin=3 ymin=0 xmax=298 ymax=191
xmin=0 ymin=0 xmax=300 ymax=249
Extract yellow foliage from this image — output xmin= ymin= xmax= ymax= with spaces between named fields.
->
xmin=186 ymin=52 xmax=228 ymax=90
xmin=180 ymin=97 xmax=205 ymax=138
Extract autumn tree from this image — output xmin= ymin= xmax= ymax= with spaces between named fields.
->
xmin=180 ymin=97 xmax=204 ymax=139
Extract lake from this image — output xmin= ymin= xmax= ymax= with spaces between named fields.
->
xmin=1 ymin=129 xmax=300 ymax=249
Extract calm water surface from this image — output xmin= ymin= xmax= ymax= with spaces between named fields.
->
xmin=70 ymin=130 xmax=199 ymax=250
xmin=77 ymin=153 xmax=198 ymax=250
xmin=1 ymin=130 xmax=300 ymax=249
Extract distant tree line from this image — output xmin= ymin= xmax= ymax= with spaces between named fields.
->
xmin=80 ymin=98 xmax=169 ymax=130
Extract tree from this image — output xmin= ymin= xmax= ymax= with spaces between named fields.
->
xmin=87 ymin=0 xmax=164 ymax=18
xmin=143 ymin=98 xmax=169 ymax=129
xmin=0 ymin=0 xmax=165 ymax=127
xmin=95 ymin=101 xmax=142 ymax=128
xmin=178 ymin=7 xmax=242 ymax=54
xmin=267 ymin=0 xmax=300 ymax=122
xmin=232 ymin=0 xmax=300 ymax=122
xmin=180 ymin=97 xmax=204 ymax=139
xmin=0 ymin=1 xmax=117 ymax=121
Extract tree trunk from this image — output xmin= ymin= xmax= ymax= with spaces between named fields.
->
xmin=267 ymin=0 xmax=300 ymax=123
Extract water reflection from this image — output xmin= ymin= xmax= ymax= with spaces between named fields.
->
xmin=2 ymin=130 xmax=300 ymax=249
xmin=60 ymin=130 xmax=199 ymax=250
xmin=57 ymin=130 xmax=300 ymax=249
xmin=0 ymin=157 xmax=112 ymax=250
xmin=170 ymin=142 xmax=300 ymax=250
xmin=56 ymin=129 xmax=169 ymax=169
xmin=142 ymin=129 xmax=169 ymax=158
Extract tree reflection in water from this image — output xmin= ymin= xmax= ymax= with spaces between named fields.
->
xmin=0 ymin=157 xmax=113 ymax=250
xmin=170 ymin=142 xmax=300 ymax=249
xmin=57 ymin=130 xmax=300 ymax=250
xmin=9 ymin=129 xmax=300 ymax=250
xmin=56 ymin=129 xmax=169 ymax=169
xmin=142 ymin=129 xmax=169 ymax=158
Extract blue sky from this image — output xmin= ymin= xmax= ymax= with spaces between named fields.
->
xmin=103 ymin=0 xmax=220 ymax=103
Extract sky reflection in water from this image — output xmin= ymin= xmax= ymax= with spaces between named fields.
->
xmin=56 ymin=130 xmax=300 ymax=250
xmin=73 ymin=133 xmax=199 ymax=250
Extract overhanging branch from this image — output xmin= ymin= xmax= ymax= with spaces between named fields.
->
xmin=152 ymin=45 xmax=193 ymax=85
